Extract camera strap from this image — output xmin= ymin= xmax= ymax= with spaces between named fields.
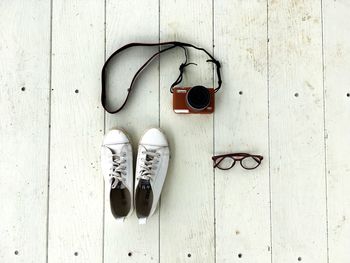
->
xmin=101 ymin=41 xmax=222 ymax=114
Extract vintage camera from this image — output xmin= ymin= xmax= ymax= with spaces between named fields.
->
xmin=173 ymin=85 xmax=215 ymax=114
xmin=101 ymin=41 xmax=222 ymax=114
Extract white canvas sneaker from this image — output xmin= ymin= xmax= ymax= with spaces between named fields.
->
xmin=135 ymin=128 xmax=170 ymax=224
xmin=101 ymin=129 xmax=133 ymax=222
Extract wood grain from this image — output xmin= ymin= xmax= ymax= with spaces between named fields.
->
xmin=0 ymin=1 xmax=50 ymax=262
xmin=104 ymin=0 xmax=160 ymax=262
xmin=269 ymin=0 xmax=327 ymax=262
xmin=323 ymin=1 xmax=350 ymax=262
xmin=159 ymin=0 xmax=215 ymax=262
xmin=214 ymin=1 xmax=271 ymax=262
xmin=48 ymin=1 xmax=104 ymax=262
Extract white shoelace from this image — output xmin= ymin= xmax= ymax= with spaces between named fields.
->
xmin=109 ymin=152 xmax=127 ymax=188
xmin=138 ymin=149 xmax=160 ymax=181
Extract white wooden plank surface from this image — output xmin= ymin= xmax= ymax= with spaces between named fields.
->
xmin=104 ymin=0 xmax=160 ymax=262
xmin=48 ymin=1 xmax=104 ymax=262
xmin=214 ymin=1 xmax=271 ymax=262
xmin=269 ymin=0 xmax=327 ymax=262
xmin=0 ymin=1 xmax=50 ymax=262
xmin=3 ymin=0 xmax=350 ymax=262
xmin=323 ymin=1 xmax=350 ymax=262
xmin=159 ymin=0 xmax=215 ymax=262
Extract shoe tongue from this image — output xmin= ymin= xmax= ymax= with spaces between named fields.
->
xmin=138 ymin=179 xmax=152 ymax=202
xmin=139 ymin=179 xmax=151 ymax=190
xmin=111 ymin=178 xmax=125 ymax=189
xmin=145 ymin=149 xmax=156 ymax=162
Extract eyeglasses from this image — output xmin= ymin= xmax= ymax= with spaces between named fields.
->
xmin=212 ymin=153 xmax=263 ymax=170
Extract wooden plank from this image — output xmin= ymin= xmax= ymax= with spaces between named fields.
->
xmin=159 ymin=0 xmax=214 ymax=262
xmin=104 ymin=0 xmax=160 ymax=262
xmin=268 ymin=0 xmax=327 ymax=262
xmin=48 ymin=1 xmax=104 ymax=262
xmin=0 ymin=1 xmax=50 ymax=262
xmin=323 ymin=1 xmax=350 ymax=262
xmin=214 ymin=1 xmax=271 ymax=262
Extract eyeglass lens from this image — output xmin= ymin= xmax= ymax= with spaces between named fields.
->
xmin=240 ymin=156 xmax=260 ymax=169
xmin=216 ymin=157 xmax=235 ymax=170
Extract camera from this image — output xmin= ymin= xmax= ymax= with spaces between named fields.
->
xmin=173 ymin=85 xmax=215 ymax=114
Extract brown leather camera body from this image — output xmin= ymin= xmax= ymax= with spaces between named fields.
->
xmin=173 ymin=86 xmax=215 ymax=114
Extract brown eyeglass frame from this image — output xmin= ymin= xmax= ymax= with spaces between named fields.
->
xmin=212 ymin=153 xmax=263 ymax=170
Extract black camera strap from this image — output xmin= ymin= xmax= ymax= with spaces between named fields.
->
xmin=101 ymin=41 xmax=222 ymax=114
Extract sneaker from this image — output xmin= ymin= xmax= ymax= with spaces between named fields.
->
xmin=101 ymin=129 xmax=133 ymax=222
xmin=135 ymin=128 xmax=170 ymax=224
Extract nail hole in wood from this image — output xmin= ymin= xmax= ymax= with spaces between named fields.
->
xmin=294 ymin=92 xmax=299 ymax=97
xmin=128 ymin=252 xmax=132 ymax=257
xmin=239 ymin=91 xmax=243 ymax=95
xmin=187 ymin=253 xmax=191 ymax=258
xmin=238 ymin=253 xmax=242 ymax=258
xmin=74 ymin=252 xmax=78 ymax=256
xmin=21 ymin=87 xmax=25 ymax=91
xmin=298 ymin=256 xmax=302 ymax=261
xmin=347 ymin=93 xmax=350 ymax=97
xmin=14 ymin=250 xmax=19 ymax=255
xmin=75 ymin=89 xmax=79 ymax=93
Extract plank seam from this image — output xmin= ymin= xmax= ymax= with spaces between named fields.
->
xmin=320 ymin=0 xmax=330 ymax=262
xmin=102 ymin=1 xmax=107 ymax=263
xmin=266 ymin=0 xmax=273 ymax=262
xmin=158 ymin=0 xmax=161 ymax=262
xmin=45 ymin=0 xmax=54 ymax=262
xmin=212 ymin=0 xmax=216 ymax=262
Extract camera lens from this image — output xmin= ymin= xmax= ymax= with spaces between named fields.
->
xmin=186 ymin=86 xmax=210 ymax=111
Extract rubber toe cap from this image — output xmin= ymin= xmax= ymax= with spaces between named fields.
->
xmin=103 ymin=129 xmax=130 ymax=145
xmin=140 ymin=128 xmax=168 ymax=147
